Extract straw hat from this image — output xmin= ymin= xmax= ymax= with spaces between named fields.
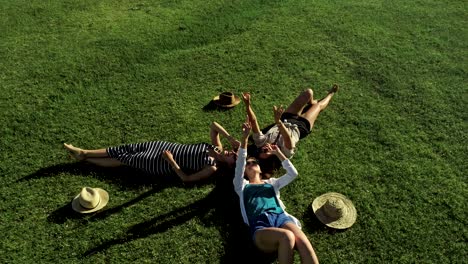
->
xmin=72 ymin=187 xmax=109 ymax=213
xmin=212 ymin=92 xmax=241 ymax=108
xmin=312 ymin=192 xmax=357 ymax=229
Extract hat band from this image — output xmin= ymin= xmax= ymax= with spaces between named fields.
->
xmin=80 ymin=196 xmax=101 ymax=209
xmin=219 ymin=95 xmax=234 ymax=105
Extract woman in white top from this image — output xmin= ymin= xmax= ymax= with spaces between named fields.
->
xmin=233 ymin=121 xmax=319 ymax=264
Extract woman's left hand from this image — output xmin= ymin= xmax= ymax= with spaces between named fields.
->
xmin=242 ymin=92 xmax=251 ymax=106
xmin=162 ymin=150 xmax=173 ymax=161
xmin=266 ymin=144 xmax=280 ymax=154
xmin=266 ymin=144 xmax=286 ymax=161
xmin=273 ymin=105 xmax=284 ymax=124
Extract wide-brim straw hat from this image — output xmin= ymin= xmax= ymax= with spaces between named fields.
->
xmin=72 ymin=187 xmax=109 ymax=213
xmin=312 ymin=192 xmax=357 ymax=229
xmin=212 ymin=92 xmax=241 ymax=108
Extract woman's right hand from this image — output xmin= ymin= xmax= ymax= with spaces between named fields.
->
xmin=266 ymin=144 xmax=287 ymax=161
xmin=242 ymin=121 xmax=251 ymax=138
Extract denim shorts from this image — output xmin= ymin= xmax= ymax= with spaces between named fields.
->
xmin=249 ymin=212 xmax=295 ymax=240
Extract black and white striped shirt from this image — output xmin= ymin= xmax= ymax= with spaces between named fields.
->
xmin=107 ymin=141 xmax=215 ymax=177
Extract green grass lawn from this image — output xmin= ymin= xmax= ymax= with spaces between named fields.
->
xmin=1 ymin=0 xmax=466 ymax=263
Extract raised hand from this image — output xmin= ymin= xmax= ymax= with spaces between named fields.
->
xmin=273 ymin=105 xmax=284 ymax=124
xmin=242 ymin=92 xmax=251 ymax=106
xmin=266 ymin=144 xmax=286 ymax=161
xmin=242 ymin=121 xmax=251 ymax=138
xmin=264 ymin=143 xmax=276 ymax=153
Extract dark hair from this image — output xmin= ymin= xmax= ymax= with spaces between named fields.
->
xmin=247 ymin=144 xmax=261 ymax=159
xmin=215 ymin=155 xmax=236 ymax=170
xmin=246 ymin=144 xmax=282 ymax=179
xmin=247 ymin=144 xmax=282 ymax=179
xmin=258 ymin=155 xmax=282 ymax=179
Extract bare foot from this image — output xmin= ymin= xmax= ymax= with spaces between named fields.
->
xmin=63 ymin=143 xmax=86 ymax=161
xmin=329 ymin=84 xmax=339 ymax=94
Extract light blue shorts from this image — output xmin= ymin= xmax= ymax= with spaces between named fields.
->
xmin=249 ymin=212 xmax=295 ymax=241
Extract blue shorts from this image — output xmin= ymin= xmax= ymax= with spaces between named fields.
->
xmin=249 ymin=212 xmax=295 ymax=241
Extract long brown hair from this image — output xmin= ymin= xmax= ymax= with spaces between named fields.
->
xmin=258 ymin=155 xmax=282 ymax=179
xmin=246 ymin=144 xmax=282 ymax=179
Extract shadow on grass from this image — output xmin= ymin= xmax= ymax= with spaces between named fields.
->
xmin=47 ymin=202 xmax=88 ymax=225
xmin=82 ymin=170 xmax=276 ymax=263
xmin=25 ymin=163 xmax=276 ymax=262
xmin=17 ymin=162 xmax=166 ymax=188
xmin=47 ymin=185 xmax=174 ymax=225
xmin=202 ymin=100 xmax=236 ymax=112
xmin=23 ymin=162 xmax=185 ymax=224
xmin=301 ymin=205 xmax=348 ymax=235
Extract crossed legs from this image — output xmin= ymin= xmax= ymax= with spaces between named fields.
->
xmin=63 ymin=143 xmax=122 ymax=167
xmin=254 ymin=224 xmax=319 ymax=264
xmin=284 ymin=84 xmax=338 ymax=129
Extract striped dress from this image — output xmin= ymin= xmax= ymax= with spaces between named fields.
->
xmin=107 ymin=141 xmax=216 ymax=178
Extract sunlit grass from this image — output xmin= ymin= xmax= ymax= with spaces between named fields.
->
xmin=0 ymin=0 xmax=466 ymax=263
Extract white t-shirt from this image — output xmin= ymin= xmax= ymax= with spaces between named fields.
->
xmin=252 ymin=121 xmax=301 ymax=158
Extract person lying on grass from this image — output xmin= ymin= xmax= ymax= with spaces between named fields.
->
xmin=242 ymin=84 xmax=339 ymax=159
xmin=64 ymin=121 xmax=238 ymax=183
xmin=234 ymin=121 xmax=319 ymax=264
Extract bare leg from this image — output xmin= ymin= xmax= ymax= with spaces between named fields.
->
xmin=282 ymin=223 xmax=319 ymax=264
xmin=316 ymin=84 xmax=338 ymax=111
xmin=64 ymin=143 xmax=110 ymax=160
xmin=254 ymin=228 xmax=295 ymax=264
xmin=82 ymin=149 xmax=111 ymax=158
xmin=301 ymin=84 xmax=338 ymax=128
xmin=86 ymin=158 xmax=122 ymax=167
xmin=285 ymin=89 xmax=314 ymax=116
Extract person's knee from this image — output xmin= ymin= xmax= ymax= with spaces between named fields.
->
xmin=303 ymin=89 xmax=313 ymax=100
xmin=318 ymin=99 xmax=328 ymax=110
xmin=279 ymin=230 xmax=296 ymax=249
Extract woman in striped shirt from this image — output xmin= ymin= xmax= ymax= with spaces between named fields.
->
xmin=64 ymin=122 xmax=238 ymax=182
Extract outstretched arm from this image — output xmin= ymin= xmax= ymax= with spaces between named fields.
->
xmin=267 ymin=145 xmax=298 ymax=189
xmin=242 ymin=92 xmax=261 ymax=134
xmin=274 ymin=105 xmax=294 ymax=150
xmin=240 ymin=120 xmax=251 ymax=149
xmin=162 ymin=150 xmax=217 ymax=182
xmin=233 ymin=121 xmax=251 ymax=193
xmin=210 ymin=121 xmax=240 ymax=151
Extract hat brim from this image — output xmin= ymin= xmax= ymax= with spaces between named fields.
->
xmin=72 ymin=188 xmax=109 ymax=214
xmin=312 ymin=192 xmax=357 ymax=229
xmin=212 ymin=95 xmax=241 ymax=108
